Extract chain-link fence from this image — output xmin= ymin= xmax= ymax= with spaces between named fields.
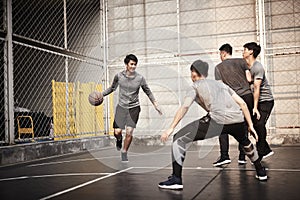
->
xmin=0 ymin=0 xmax=299 ymax=145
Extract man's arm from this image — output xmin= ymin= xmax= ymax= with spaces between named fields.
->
xmin=141 ymin=77 xmax=163 ymax=115
xmin=160 ymin=96 xmax=194 ymax=142
xmin=245 ymin=70 xmax=252 ymax=82
xmin=253 ymin=79 xmax=262 ymax=119
xmin=232 ymin=93 xmax=258 ymax=141
xmin=102 ymin=74 xmax=119 ymax=96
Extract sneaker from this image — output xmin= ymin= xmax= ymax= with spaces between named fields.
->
xmin=255 ymin=167 xmax=268 ymax=181
xmin=121 ymin=151 xmax=128 ymax=162
xmin=238 ymin=154 xmax=247 ymax=165
xmin=262 ymin=151 xmax=274 ymax=160
xmin=158 ymin=175 xmax=183 ymax=190
xmin=116 ymin=137 xmax=122 ymax=151
xmin=213 ymin=157 xmax=231 ymax=167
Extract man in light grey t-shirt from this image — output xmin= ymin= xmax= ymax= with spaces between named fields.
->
xmin=243 ymin=42 xmax=274 ymax=159
xmin=102 ymin=54 xmax=162 ymax=162
xmin=158 ymin=59 xmax=267 ymax=190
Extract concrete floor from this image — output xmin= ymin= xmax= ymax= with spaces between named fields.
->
xmin=0 ymin=144 xmax=299 ymax=200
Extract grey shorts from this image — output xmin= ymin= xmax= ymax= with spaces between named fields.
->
xmin=113 ymin=105 xmax=141 ymax=129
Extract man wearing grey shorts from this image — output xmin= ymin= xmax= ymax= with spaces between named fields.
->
xmin=102 ymin=54 xmax=162 ymax=162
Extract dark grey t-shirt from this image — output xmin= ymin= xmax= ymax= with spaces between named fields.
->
xmin=250 ymin=61 xmax=274 ymax=102
xmin=102 ymin=70 xmax=156 ymax=109
xmin=215 ymin=58 xmax=252 ymax=97
xmin=183 ymin=79 xmax=244 ymax=124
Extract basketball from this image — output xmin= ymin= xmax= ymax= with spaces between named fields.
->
xmin=88 ymin=91 xmax=103 ymax=106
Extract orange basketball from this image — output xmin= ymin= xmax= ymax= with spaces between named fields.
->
xmin=88 ymin=91 xmax=103 ymax=106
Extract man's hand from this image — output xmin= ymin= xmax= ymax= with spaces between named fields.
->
xmin=248 ymin=126 xmax=258 ymax=142
xmin=155 ymin=105 xmax=163 ymax=115
xmin=253 ymin=108 xmax=261 ymax=120
xmin=160 ymin=128 xmax=174 ymax=142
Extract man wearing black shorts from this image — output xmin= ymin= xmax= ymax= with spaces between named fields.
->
xmin=102 ymin=54 xmax=162 ymax=162
xmin=158 ymin=60 xmax=267 ymax=190
xmin=213 ymin=43 xmax=254 ymax=166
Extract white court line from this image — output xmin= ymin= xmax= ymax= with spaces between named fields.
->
xmin=39 ymin=167 xmax=133 ymax=200
xmin=28 ymin=152 xmax=171 ymax=167
xmin=0 ymin=173 xmax=112 ymax=182
xmin=132 ymin=166 xmax=300 ymax=172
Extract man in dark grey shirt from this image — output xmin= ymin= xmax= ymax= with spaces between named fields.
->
xmin=158 ymin=59 xmax=267 ymax=190
xmin=102 ymin=54 xmax=162 ymax=162
xmin=213 ymin=43 xmax=254 ymax=166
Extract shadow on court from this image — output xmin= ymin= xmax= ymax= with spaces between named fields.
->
xmin=0 ymin=144 xmax=299 ymax=200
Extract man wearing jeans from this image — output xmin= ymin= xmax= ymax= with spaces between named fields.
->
xmin=243 ymin=42 xmax=274 ymax=159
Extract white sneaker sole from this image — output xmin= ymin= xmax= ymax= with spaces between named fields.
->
xmin=213 ymin=160 xmax=231 ymax=167
xmin=238 ymin=160 xmax=247 ymax=164
xmin=262 ymin=151 xmax=274 ymax=160
xmin=158 ymin=184 xmax=183 ymax=190
xmin=256 ymin=175 xmax=268 ymax=181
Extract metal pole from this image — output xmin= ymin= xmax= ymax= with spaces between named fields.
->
xmin=102 ymin=0 xmax=109 ymax=134
xmin=258 ymin=0 xmax=266 ymax=68
xmin=4 ymin=0 xmax=15 ymax=144
xmin=63 ymin=0 xmax=70 ymax=135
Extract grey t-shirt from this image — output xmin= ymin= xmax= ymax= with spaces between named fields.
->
xmin=102 ymin=70 xmax=155 ymax=109
xmin=215 ymin=58 xmax=252 ymax=96
xmin=250 ymin=61 xmax=274 ymax=102
xmin=183 ymin=79 xmax=244 ymax=124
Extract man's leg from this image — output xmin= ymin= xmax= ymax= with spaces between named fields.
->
xmin=114 ymin=128 xmax=123 ymax=151
xmin=238 ymin=93 xmax=254 ymax=165
xmin=113 ymin=105 xmax=126 ymax=151
xmin=255 ymin=100 xmax=274 ymax=158
xmin=158 ymin=116 xmax=221 ymax=189
xmin=121 ymin=106 xmax=140 ymax=162
xmin=226 ymin=123 xmax=267 ymax=181
xmin=213 ymin=134 xmax=231 ymax=166
xmin=120 ymin=127 xmax=134 ymax=162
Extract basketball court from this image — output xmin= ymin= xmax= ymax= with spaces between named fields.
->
xmin=0 ymin=144 xmax=299 ymax=200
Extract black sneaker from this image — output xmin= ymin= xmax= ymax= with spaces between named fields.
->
xmin=158 ymin=175 xmax=183 ymax=190
xmin=116 ymin=137 xmax=122 ymax=151
xmin=255 ymin=167 xmax=268 ymax=181
xmin=238 ymin=154 xmax=247 ymax=165
xmin=121 ymin=151 xmax=128 ymax=162
xmin=213 ymin=157 xmax=231 ymax=167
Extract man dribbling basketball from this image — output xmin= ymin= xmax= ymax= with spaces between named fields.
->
xmin=102 ymin=54 xmax=162 ymax=162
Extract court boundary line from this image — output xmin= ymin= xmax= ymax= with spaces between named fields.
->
xmin=0 ymin=173 xmax=112 ymax=182
xmin=39 ymin=167 xmax=133 ymax=200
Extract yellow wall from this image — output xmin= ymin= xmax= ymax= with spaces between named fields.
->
xmin=52 ymin=80 xmax=109 ymax=140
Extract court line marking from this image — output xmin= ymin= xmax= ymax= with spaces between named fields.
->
xmin=27 ymin=152 xmax=172 ymax=167
xmin=0 ymin=173 xmax=112 ymax=182
xmin=132 ymin=166 xmax=300 ymax=172
xmin=39 ymin=167 xmax=133 ymax=200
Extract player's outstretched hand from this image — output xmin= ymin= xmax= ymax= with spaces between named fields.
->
xmin=248 ymin=126 xmax=258 ymax=142
xmin=161 ymin=128 xmax=173 ymax=142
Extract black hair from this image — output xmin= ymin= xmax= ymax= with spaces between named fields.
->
xmin=190 ymin=60 xmax=209 ymax=77
xmin=219 ymin=43 xmax=232 ymax=55
xmin=124 ymin=54 xmax=138 ymax=64
xmin=243 ymin=42 xmax=261 ymax=58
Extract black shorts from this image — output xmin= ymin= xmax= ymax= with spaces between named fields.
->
xmin=113 ymin=105 xmax=141 ymax=129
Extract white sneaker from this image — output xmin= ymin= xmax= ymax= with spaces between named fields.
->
xmin=262 ymin=151 xmax=274 ymax=160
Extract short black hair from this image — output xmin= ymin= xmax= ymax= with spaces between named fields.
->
xmin=243 ymin=42 xmax=261 ymax=58
xmin=124 ymin=54 xmax=138 ymax=64
xmin=219 ymin=43 xmax=232 ymax=55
